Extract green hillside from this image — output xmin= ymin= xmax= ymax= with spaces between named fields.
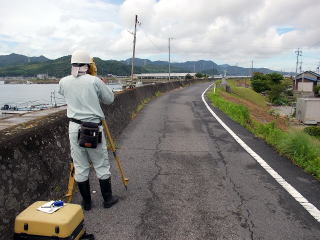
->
xmin=0 ymin=53 xmax=49 ymax=68
xmin=0 ymin=56 xmax=70 ymax=77
xmin=0 ymin=56 xmax=143 ymax=77
xmin=0 ymin=53 xmax=291 ymax=77
xmin=0 ymin=56 xmax=185 ymax=77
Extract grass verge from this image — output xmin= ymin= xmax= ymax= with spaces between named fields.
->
xmin=227 ymin=79 xmax=267 ymax=107
xmin=207 ymin=88 xmax=320 ymax=179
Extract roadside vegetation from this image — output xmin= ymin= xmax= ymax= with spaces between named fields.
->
xmin=195 ymin=72 xmax=209 ymax=78
xmin=251 ymin=72 xmax=294 ymax=105
xmin=131 ymin=97 xmax=151 ymax=119
xmin=207 ymin=81 xmax=320 ymax=179
xmin=131 ymin=91 xmax=163 ymax=119
xmin=227 ymin=79 xmax=267 ymax=107
xmin=304 ymin=126 xmax=320 ymax=140
xmin=314 ymin=85 xmax=320 ymax=97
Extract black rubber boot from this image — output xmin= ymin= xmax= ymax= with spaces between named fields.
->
xmin=99 ymin=178 xmax=119 ymax=208
xmin=77 ymin=180 xmax=92 ymax=211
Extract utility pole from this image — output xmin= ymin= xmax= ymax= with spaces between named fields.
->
xmin=129 ymin=14 xmax=139 ymax=88
xmin=317 ymin=62 xmax=320 ymax=74
xmin=168 ymin=37 xmax=173 ymax=81
xmin=295 ymin=48 xmax=302 ymax=75
xmin=251 ymin=60 xmax=253 ymax=76
xmin=247 ymin=60 xmax=253 ymax=88
xmin=212 ymin=62 xmax=215 ymax=77
xmin=294 ymin=48 xmax=302 ymax=90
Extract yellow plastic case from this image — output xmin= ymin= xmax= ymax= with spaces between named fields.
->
xmin=14 ymin=201 xmax=85 ymax=240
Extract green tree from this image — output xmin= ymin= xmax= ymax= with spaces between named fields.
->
xmin=268 ymin=83 xmax=287 ymax=105
xmin=195 ymin=72 xmax=204 ymax=78
xmin=251 ymin=72 xmax=271 ymax=93
xmin=185 ymin=73 xmax=193 ymax=80
xmin=267 ymin=72 xmax=283 ymax=84
xmin=251 ymin=72 xmax=289 ymax=105
xmin=266 ymin=73 xmax=288 ymax=105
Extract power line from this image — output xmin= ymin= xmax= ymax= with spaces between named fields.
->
xmin=142 ymin=31 xmax=163 ymax=52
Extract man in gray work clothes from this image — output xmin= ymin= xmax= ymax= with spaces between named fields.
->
xmin=59 ymin=49 xmax=118 ymax=210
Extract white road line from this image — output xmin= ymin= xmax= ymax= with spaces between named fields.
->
xmin=201 ymin=84 xmax=320 ymax=223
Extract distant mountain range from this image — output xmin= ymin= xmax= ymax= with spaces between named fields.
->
xmin=0 ymin=53 xmax=49 ymax=68
xmin=124 ymin=58 xmax=282 ymax=76
xmin=0 ymin=53 xmax=291 ymax=78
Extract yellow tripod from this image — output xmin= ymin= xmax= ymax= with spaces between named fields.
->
xmin=102 ymin=120 xmax=129 ymax=190
xmin=65 ymin=119 xmax=129 ymax=202
xmin=64 ymin=162 xmax=75 ymax=203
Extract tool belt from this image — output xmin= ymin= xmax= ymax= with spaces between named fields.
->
xmin=69 ymin=118 xmax=102 ymax=148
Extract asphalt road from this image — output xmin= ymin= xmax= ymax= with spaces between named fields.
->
xmin=78 ymin=82 xmax=320 ymax=240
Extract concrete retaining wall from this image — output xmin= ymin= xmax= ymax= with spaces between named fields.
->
xmin=0 ymin=79 xmax=207 ymax=239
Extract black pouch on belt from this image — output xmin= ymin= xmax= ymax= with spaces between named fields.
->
xmin=78 ymin=122 xmax=102 ymax=148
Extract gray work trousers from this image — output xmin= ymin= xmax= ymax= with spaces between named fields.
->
xmin=69 ymin=121 xmax=111 ymax=182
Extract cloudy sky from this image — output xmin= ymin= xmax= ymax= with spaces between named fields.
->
xmin=1 ymin=0 xmax=320 ymax=71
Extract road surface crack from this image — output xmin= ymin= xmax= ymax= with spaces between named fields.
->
xmin=135 ymin=106 xmax=169 ymax=240
xmin=204 ymin=114 xmax=256 ymax=239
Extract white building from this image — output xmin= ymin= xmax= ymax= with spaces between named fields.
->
xmin=37 ymin=73 xmax=49 ymax=79
xmin=135 ymin=73 xmax=196 ymax=80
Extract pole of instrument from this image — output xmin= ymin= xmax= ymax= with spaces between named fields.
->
xmin=102 ymin=120 xmax=129 ymax=190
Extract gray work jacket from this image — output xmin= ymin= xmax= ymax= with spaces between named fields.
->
xmin=58 ymin=74 xmax=114 ymax=130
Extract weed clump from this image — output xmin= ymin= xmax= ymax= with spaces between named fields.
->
xmin=304 ymin=126 xmax=320 ymax=139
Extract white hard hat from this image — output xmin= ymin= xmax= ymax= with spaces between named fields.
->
xmin=71 ymin=50 xmax=91 ymax=64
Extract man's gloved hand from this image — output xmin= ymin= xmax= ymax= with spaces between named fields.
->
xmin=88 ymin=58 xmax=108 ymax=84
xmin=88 ymin=58 xmax=97 ymax=76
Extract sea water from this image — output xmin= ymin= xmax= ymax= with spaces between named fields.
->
xmin=0 ymin=83 xmax=122 ymax=118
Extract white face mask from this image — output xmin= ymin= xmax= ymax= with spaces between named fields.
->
xmin=71 ymin=65 xmax=88 ymax=77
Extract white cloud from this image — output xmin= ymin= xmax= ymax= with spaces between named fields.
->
xmin=0 ymin=0 xmax=319 ymax=70
xmin=0 ymin=0 xmax=121 ymax=58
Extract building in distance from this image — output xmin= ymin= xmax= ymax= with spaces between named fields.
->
xmin=135 ymin=73 xmax=196 ymax=80
xmin=294 ymin=71 xmax=320 ymax=92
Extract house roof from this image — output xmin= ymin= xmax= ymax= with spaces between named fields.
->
xmin=296 ymin=76 xmax=318 ymax=82
xmin=296 ymin=71 xmax=320 ymax=79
